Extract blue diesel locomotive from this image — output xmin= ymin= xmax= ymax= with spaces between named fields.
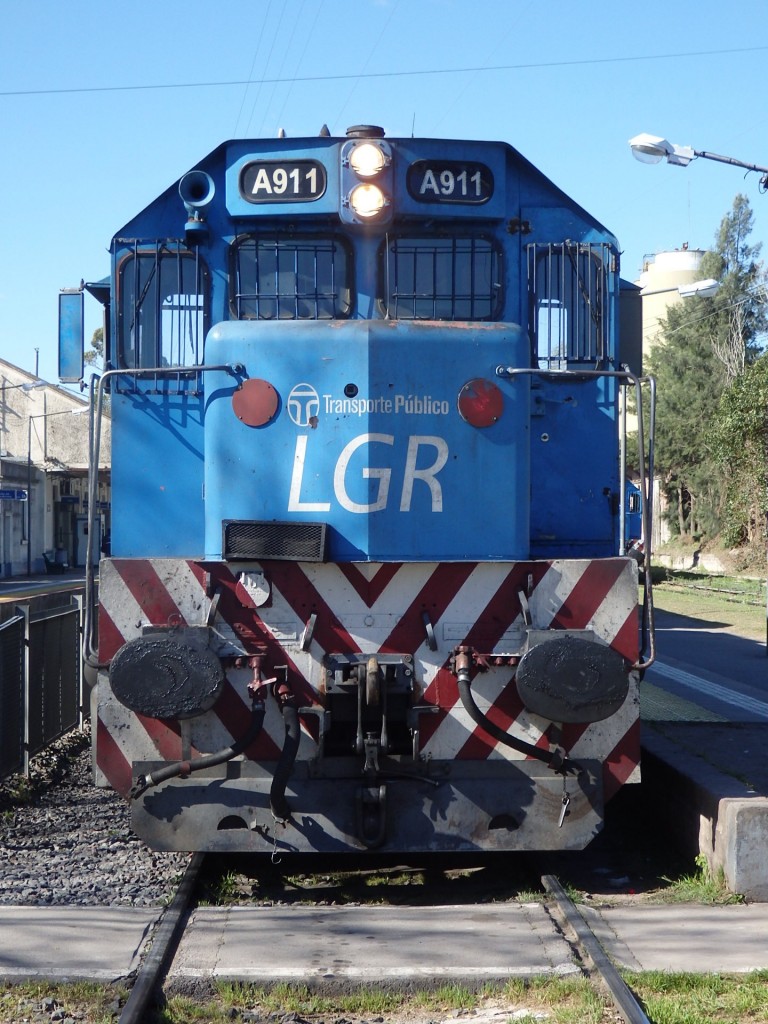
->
xmin=61 ymin=124 xmax=654 ymax=854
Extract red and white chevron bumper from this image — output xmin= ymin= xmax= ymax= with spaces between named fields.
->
xmin=95 ymin=557 xmax=640 ymax=853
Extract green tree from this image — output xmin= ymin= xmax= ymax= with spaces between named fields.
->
xmin=646 ymin=296 xmax=727 ymax=538
xmin=708 ymin=354 xmax=768 ymax=552
xmin=84 ymin=326 xmax=104 ymax=368
xmin=698 ymin=193 xmax=765 ymax=380
xmin=647 ymin=194 xmax=765 ymax=541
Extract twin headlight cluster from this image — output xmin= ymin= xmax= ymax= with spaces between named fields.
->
xmin=340 ymin=135 xmax=393 ymax=225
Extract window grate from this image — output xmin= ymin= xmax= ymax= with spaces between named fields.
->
xmin=231 ymin=236 xmax=353 ymax=320
xmin=382 ymin=236 xmax=502 ymax=320
xmin=527 ymin=241 xmax=613 ymax=369
xmin=116 ymin=241 xmax=209 ymax=392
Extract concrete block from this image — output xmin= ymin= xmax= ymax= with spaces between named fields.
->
xmin=641 ymin=728 xmax=768 ymax=901
xmin=716 ymin=799 xmax=768 ymax=902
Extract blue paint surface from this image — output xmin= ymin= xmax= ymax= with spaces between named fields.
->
xmin=204 ymin=320 xmax=530 ymax=561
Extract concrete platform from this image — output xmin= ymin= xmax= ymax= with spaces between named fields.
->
xmin=166 ymin=903 xmax=768 ymax=986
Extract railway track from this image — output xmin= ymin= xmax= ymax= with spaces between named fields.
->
xmin=542 ymin=874 xmax=651 ymax=1024
xmin=658 ymin=577 xmax=765 ymax=607
xmin=118 ymin=853 xmax=206 ymax=1024
xmin=119 ymin=860 xmax=653 ymax=1024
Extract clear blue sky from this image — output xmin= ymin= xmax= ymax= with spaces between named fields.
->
xmin=2 ymin=0 xmax=767 ymax=385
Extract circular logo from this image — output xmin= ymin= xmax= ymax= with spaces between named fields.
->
xmin=287 ymin=383 xmax=320 ymax=427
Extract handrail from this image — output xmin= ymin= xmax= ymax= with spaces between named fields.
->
xmin=495 ymin=364 xmax=656 ymax=670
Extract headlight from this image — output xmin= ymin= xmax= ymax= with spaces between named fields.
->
xmin=348 ymin=141 xmax=388 ymax=178
xmin=348 ymin=183 xmax=389 ymax=219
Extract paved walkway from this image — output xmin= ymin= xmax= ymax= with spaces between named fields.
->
xmin=3 ymin=902 xmax=768 ymax=985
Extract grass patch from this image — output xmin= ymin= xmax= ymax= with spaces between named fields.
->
xmin=647 ymin=572 xmax=765 ymax=641
xmin=197 ymin=856 xmax=544 ymax=908
xmin=5 ymin=974 xmax=768 ymax=1024
xmin=0 ymin=980 xmax=128 ymax=1023
xmin=202 ymin=978 xmax=607 ymax=1024
xmin=660 ymin=855 xmax=744 ymax=906
xmin=630 ymin=969 xmax=768 ymax=1023
xmin=196 ymin=869 xmax=241 ymax=905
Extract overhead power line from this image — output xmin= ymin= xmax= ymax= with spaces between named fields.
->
xmin=2 ymin=45 xmax=768 ymax=98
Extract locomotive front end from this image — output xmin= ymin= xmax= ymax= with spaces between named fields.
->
xmin=82 ymin=125 xmax=650 ymax=855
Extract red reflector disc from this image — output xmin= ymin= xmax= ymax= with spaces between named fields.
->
xmin=232 ymin=378 xmax=279 ymax=427
xmin=457 ymin=378 xmax=504 ymax=427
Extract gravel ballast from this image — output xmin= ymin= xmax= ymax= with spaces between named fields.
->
xmin=0 ymin=727 xmax=189 ymax=907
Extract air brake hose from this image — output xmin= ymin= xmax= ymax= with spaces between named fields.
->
xmin=130 ymin=698 xmax=266 ymax=800
xmin=456 ymin=671 xmax=580 ymax=776
xmin=270 ymin=701 xmax=301 ymax=821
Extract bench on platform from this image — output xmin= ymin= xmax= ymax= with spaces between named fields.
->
xmin=42 ymin=551 xmax=68 ymax=574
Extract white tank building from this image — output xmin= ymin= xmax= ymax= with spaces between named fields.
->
xmin=636 ymin=245 xmax=707 ymax=354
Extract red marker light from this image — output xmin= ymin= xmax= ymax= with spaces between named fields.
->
xmin=232 ymin=378 xmax=279 ymax=427
xmin=457 ymin=378 xmax=504 ymax=428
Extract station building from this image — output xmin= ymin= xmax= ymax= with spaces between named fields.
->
xmin=0 ymin=358 xmax=110 ymax=576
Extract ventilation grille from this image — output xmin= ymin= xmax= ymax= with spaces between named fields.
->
xmin=223 ymin=520 xmax=327 ymax=562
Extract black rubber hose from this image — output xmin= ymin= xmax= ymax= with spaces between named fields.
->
xmin=270 ymin=703 xmax=300 ymax=821
xmin=456 ymin=674 xmax=580 ymax=775
xmin=130 ymin=699 xmax=266 ymax=799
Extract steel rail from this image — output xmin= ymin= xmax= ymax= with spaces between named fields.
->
xmin=541 ymin=874 xmax=651 ymax=1024
xmin=119 ymin=852 xmax=205 ymax=1024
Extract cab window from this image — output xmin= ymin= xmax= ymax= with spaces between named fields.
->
xmin=231 ymin=235 xmax=353 ymax=319
xmin=117 ymin=247 xmax=208 ymax=369
xmin=381 ymin=235 xmax=502 ymax=320
xmin=528 ymin=242 xmax=612 ymax=369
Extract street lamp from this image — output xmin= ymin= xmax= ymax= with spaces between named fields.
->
xmin=26 ymin=408 xmax=87 ymax=576
xmin=1 ymin=380 xmax=46 ymax=453
xmin=629 ymin=133 xmax=695 ymax=167
xmin=640 ymin=279 xmax=721 ymax=299
xmin=2 ymin=380 xmax=46 ymax=394
xmin=1 ymin=380 xmax=46 ymax=431
xmin=629 ymin=133 xmax=768 ymax=190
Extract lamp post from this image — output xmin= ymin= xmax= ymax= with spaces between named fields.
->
xmin=26 ymin=408 xmax=86 ymax=577
xmin=630 ymin=132 xmax=768 ymax=652
xmin=628 ymin=133 xmax=768 ymax=188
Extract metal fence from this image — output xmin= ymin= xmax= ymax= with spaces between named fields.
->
xmin=0 ymin=596 xmax=84 ymax=780
xmin=0 ymin=614 xmax=25 ymax=778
